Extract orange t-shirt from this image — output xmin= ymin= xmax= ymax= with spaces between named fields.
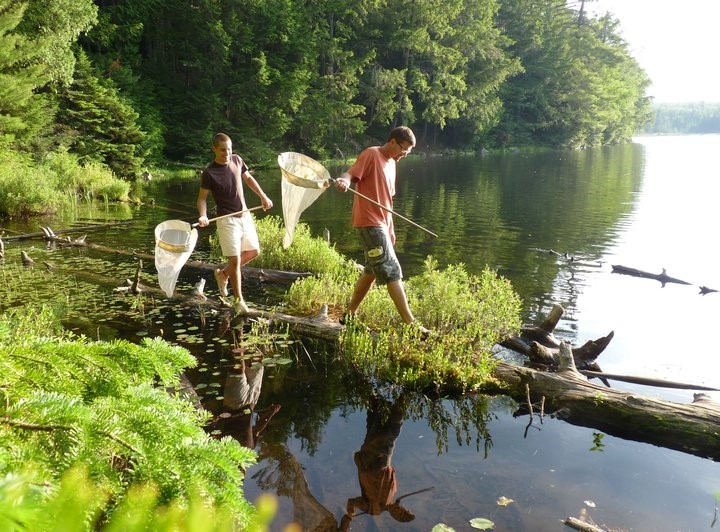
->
xmin=347 ymin=146 xmax=396 ymax=243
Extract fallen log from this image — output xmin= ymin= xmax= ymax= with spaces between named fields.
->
xmin=578 ymin=370 xmax=720 ymax=391
xmin=39 ymin=232 xmax=311 ymax=285
xmin=1 ymin=221 xmax=135 ymax=242
xmin=611 ymin=265 xmax=691 ymax=286
xmin=257 ymin=308 xmax=720 ymax=461
xmin=492 ymin=342 xmax=720 ymax=461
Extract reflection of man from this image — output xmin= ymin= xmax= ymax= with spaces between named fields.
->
xmin=220 ymin=358 xmax=279 ymax=450
xmin=254 ymin=441 xmax=338 ymax=532
xmin=341 ymin=394 xmax=414 ymax=530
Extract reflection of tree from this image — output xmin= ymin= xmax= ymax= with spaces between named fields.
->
xmin=253 ymin=441 xmax=338 ymax=531
xmin=424 ymin=394 xmax=494 ymax=456
xmin=397 ymin=150 xmax=644 ymax=323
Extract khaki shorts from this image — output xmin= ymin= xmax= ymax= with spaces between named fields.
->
xmin=216 ymin=213 xmax=260 ymax=257
xmin=357 ymin=226 xmax=403 ymax=285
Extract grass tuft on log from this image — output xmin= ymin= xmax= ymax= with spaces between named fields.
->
xmin=236 ymin=218 xmax=523 ymax=395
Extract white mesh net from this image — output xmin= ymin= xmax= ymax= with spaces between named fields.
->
xmin=277 ymin=152 xmax=331 ymax=248
xmin=154 ymin=220 xmax=198 ymax=297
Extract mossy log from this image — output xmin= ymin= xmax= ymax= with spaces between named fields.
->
xmin=251 ymin=307 xmax=720 ymax=461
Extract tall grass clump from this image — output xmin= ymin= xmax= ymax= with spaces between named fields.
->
xmin=0 ymin=305 xmax=263 ymax=529
xmin=45 ymin=149 xmax=130 ymax=202
xmin=340 ymin=257 xmax=522 ymax=395
xmin=0 ymin=151 xmax=63 ymax=217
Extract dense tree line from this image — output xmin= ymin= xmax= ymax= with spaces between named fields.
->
xmin=1 ymin=0 xmax=652 ymax=178
xmin=642 ymin=102 xmax=720 ymax=135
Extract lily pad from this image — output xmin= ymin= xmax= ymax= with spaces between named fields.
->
xmin=470 ymin=517 xmax=494 ymax=530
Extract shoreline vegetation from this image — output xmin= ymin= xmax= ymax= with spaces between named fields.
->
xmin=3 ymin=0 xmax=657 ymax=221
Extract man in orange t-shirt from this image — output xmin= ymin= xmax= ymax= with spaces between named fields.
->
xmin=334 ymin=126 xmax=429 ymax=337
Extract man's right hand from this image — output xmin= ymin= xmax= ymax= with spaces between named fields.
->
xmin=197 ymin=215 xmax=209 ymax=227
xmin=335 ymin=176 xmax=351 ymax=192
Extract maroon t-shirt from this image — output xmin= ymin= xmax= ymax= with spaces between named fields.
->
xmin=200 ymin=154 xmax=249 ymax=216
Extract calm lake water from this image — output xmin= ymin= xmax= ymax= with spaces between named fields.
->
xmin=2 ymin=135 xmax=719 ymax=531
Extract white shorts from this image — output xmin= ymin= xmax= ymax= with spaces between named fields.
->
xmin=216 ymin=213 xmax=260 ymax=257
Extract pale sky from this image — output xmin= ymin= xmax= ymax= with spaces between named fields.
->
xmin=586 ymin=0 xmax=720 ymax=103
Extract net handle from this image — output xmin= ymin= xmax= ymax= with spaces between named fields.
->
xmin=192 ymin=205 xmax=264 ymax=228
xmin=331 ymin=178 xmax=438 ymax=238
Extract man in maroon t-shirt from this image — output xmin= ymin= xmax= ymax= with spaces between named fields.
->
xmin=334 ymin=126 xmax=429 ymax=338
xmin=197 ymin=133 xmax=273 ymax=314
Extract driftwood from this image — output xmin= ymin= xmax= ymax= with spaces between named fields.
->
xmin=500 ymin=304 xmax=612 ymax=370
xmin=611 ymin=264 xmax=691 ymax=286
xmin=1 ymin=221 xmax=135 ymax=242
xmin=492 ymin=344 xmax=720 ymax=461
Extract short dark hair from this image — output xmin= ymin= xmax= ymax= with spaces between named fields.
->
xmin=213 ymin=132 xmax=231 ymax=146
xmin=388 ymin=126 xmax=416 ymax=147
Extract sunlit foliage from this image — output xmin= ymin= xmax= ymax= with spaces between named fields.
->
xmin=0 ymin=306 xmax=261 ymax=528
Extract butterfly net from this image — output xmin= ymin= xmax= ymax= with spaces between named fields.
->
xmin=277 ymin=152 xmax=331 ymax=248
xmin=154 ymin=219 xmax=198 ymax=297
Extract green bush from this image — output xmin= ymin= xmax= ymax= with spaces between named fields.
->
xmin=338 ymin=257 xmax=522 ymax=394
xmin=253 ymin=215 xmax=357 ymax=280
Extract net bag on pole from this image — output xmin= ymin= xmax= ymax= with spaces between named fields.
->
xmin=154 ymin=220 xmax=198 ymax=297
xmin=277 ymin=152 xmax=330 ymax=248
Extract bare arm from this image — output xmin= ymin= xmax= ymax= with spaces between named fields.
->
xmin=197 ymin=188 xmax=211 ymax=227
xmin=242 ymin=171 xmax=273 ymax=210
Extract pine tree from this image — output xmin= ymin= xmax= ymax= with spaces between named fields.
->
xmin=0 ymin=0 xmax=52 ymax=150
xmin=56 ymin=50 xmax=147 ymax=178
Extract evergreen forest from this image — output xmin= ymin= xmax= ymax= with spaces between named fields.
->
xmin=642 ymin=102 xmax=720 ymax=135
xmin=1 ymin=0 xmax=652 ymax=183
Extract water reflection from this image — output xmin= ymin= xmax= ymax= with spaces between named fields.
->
xmin=340 ymin=392 xmax=418 ymax=530
xmin=217 ymin=352 xmax=281 ymax=454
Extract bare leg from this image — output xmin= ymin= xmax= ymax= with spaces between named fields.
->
xmin=387 ymin=280 xmax=415 ymax=324
xmin=225 ymin=255 xmax=242 ymax=299
xmin=220 ymin=249 xmax=259 ymax=299
xmin=240 ymin=249 xmax=259 ymax=267
xmin=347 ymin=272 xmax=376 ymax=315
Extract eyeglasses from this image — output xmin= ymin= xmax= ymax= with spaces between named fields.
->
xmin=397 ymin=142 xmax=413 ymax=155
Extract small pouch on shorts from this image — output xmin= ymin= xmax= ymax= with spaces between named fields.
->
xmin=366 ymin=245 xmax=386 ymax=264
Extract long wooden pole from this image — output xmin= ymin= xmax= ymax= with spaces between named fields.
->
xmin=192 ymin=205 xmax=264 ymax=228
xmin=330 ymin=179 xmax=438 ymax=238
